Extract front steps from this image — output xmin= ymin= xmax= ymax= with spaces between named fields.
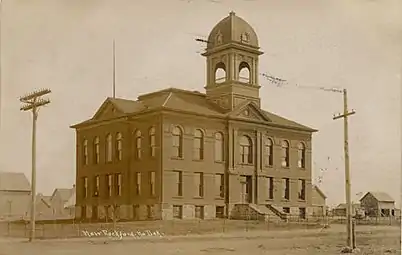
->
xmin=230 ymin=203 xmax=288 ymax=222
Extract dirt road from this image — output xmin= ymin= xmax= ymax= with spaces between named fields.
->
xmin=0 ymin=224 xmax=400 ymax=254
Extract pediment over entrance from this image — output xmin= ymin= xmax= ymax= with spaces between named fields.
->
xmin=227 ymin=101 xmax=271 ymax=122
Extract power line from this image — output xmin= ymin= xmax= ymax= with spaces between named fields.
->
xmin=260 ymin=72 xmax=343 ymax=93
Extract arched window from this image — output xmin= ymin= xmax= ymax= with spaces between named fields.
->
xmin=135 ymin=130 xmax=142 ymax=159
xmin=264 ymin=138 xmax=273 ymax=166
xmin=172 ymin=126 xmax=183 ymax=158
xmin=149 ymin=127 xmax=156 ymax=157
xmin=281 ymin=140 xmax=290 ymax=167
xmin=240 ymin=135 xmax=253 ymax=164
xmin=215 ymin=62 xmax=226 ymax=84
xmin=106 ymin=134 xmax=112 ymax=162
xmin=238 ymin=62 xmax=250 ymax=84
xmin=82 ymin=139 xmax=88 ymax=165
xmin=297 ymin=143 xmax=306 ymax=168
xmin=116 ymin=133 xmax=123 ymax=161
xmin=214 ymin=132 xmax=224 ymax=162
xmin=93 ymin=137 xmax=100 ymax=164
xmin=193 ymin=129 xmax=204 ymax=160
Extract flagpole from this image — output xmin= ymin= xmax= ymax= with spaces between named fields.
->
xmin=112 ymin=39 xmax=116 ymax=98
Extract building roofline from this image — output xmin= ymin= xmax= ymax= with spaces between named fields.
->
xmin=137 ymin=87 xmax=205 ymax=100
xmin=313 ymin=185 xmax=327 ymax=199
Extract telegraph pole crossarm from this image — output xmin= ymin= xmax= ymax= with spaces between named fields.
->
xmin=19 ymin=88 xmax=51 ymax=242
xmin=332 ymin=88 xmax=356 ymax=250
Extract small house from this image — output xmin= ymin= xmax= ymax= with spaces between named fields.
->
xmin=0 ymin=172 xmax=31 ymax=220
xmin=359 ymin=192 xmax=396 ymax=217
xmin=332 ymin=203 xmax=363 ymax=217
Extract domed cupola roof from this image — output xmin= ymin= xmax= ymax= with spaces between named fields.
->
xmin=206 ymin=11 xmax=259 ymax=50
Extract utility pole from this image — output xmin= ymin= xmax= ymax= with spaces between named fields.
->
xmin=333 ymin=88 xmax=356 ymax=248
xmin=0 ymin=0 xmax=3 ymax=130
xmin=19 ymin=88 xmax=51 ymax=242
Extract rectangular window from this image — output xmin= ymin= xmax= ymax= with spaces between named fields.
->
xmin=172 ymin=135 xmax=182 ymax=158
xmin=135 ymin=172 xmax=141 ymax=195
xmin=215 ymin=174 xmax=224 ymax=198
xmin=282 ymin=178 xmax=289 ymax=200
xmin=195 ymin=205 xmax=204 ymax=219
xmin=281 ymin=142 xmax=289 ymax=167
xmin=297 ymin=144 xmax=306 ymax=168
xmin=240 ymin=146 xmax=252 ymax=164
xmin=267 ymin=177 xmax=274 ymax=199
xmin=83 ymin=177 xmax=88 ymax=198
xmin=106 ymin=135 xmax=113 ymax=162
xmin=193 ymin=137 xmax=203 ymax=160
xmin=299 ymin=207 xmax=306 ymax=219
xmin=116 ymin=141 xmax=122 ymax=161
xmin=115 ymin=173 xmax=122 ymax=196
xmin=107 ymin=174 xmax=112 ymax=197
xmin=174 ymin=171 xmax=183 ymax=196
xmin=93 ymin=175 xmax=99 ymax=197
xmin=283 ymin=207 xmax=290 ymax=214
xmin=147 ymin=205 xmax=154 ymax=219
xmin=216 ymin=206 xmax=225 ymax=218
xmin=264 ymin=139 xmax=273 ymax=166
xmin=94 ymin=140 xmax=100 ymax=164
xmin=173 ymin=205 xmax=183 ymax=219
xmin=150 ymin=134 xmax=156 ymax=157
xmin=81 ymin=205 xmax=87 ymax=219
xmin=214 ymin=134 xmax=224 ymax=162
xmin=194 ymin=172 xmax=204 ymax=197
xmin=149 ymin=171 xmax=156 ymax=196
xmin=132 ymin=205 xmax=139 ymax=220
xmin=298 ymin=179 xmax=306 ymax=200
xmin=83 ymin=142 xmax=88 ymax=165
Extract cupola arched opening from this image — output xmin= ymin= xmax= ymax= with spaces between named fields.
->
xmin=215 ymin=62 xmax=226 ymax=84
xmin=238 ymin=61 xmax=250 ymax=84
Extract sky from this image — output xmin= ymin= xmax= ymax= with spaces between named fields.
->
xmin=0 ymin=0 xmax=401 ymax=207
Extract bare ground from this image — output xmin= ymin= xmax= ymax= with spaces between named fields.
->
xmin=0 ymin=224 xmax=400 ymax=255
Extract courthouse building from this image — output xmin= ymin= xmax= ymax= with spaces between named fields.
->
xmin=71 ymin=12 xmax=318 ymax=221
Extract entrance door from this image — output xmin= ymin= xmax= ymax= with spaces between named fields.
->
xmin=246 ymin=176 xmax=252 ymax=203
xmin=240 ymin=175 xmax=253 ymax=204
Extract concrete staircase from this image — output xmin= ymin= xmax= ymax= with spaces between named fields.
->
xmin=230 ymin=204 xmax=287 ymax=222
xmin=265 ymin=204 xmax=288 ymax=221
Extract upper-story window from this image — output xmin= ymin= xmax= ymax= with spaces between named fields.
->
xmin=214 ymin=132 xmax=224 ymax=162
xmin=135 ymin=130 xmax=142 ymax=159
xmin=93 ymin=137 xmax=100 ymax=164
xmin=83 ymin=177 xmax=88 ymax=198
xmin=264 ymin=138 xmax=273 ymax=166
xmin=172 ymin=126 xmax=183 ymax=158
xmin=240 ymin=135 xmax=253 ymax=164
xmin=116 ymin=132 xmax=123 ymax=161
xmin=149 ymin=127 xmax=156 ymax=157
xmin=297 ymin=143 xmax=306 ymax=168
xmin=82 ymin=139 xmax=88 ymax=165
xmin=281 ymin=140 xmax=290 ymax=167
xmin=193 ymin=129 xmax=204 ymax=160
xmin=106 ymin=134 xmax=112 ymax=162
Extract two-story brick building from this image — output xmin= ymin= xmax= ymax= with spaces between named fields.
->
xmin=71 ymin=12 xmax=318 ymax=221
